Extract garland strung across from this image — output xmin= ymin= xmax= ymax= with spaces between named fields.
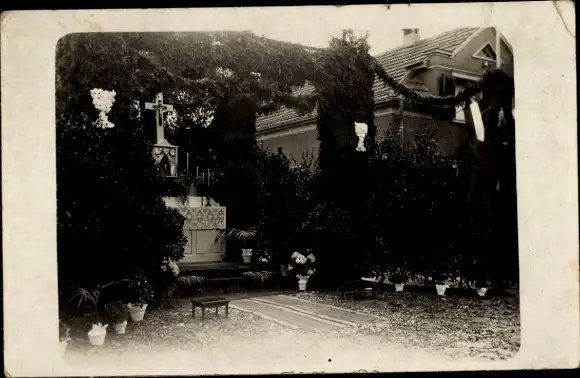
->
xmin=371 ymin=57 xmax=514 ymax=113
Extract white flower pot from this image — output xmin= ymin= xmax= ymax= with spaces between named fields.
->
xmin=477 ymin=287 xmax=488 ymax=297
xmin=128 ymin=304 xmax=148 ymax=322
xmin=298 ymin=277 xmax=309 ymax=291
xmin=114 ymin=320 xmax=128 ymax=334
xmin=394 ymin=283 xmax=405 ymax=292
xmin=88 ymin=327 xmax=107 ymax=346
xmin=242 ymin=249 xmax=252 ymax=264
xmin=435 ymin=284 xmax=448 ymax=296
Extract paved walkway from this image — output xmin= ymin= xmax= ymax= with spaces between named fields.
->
xmin=231 ymin=294 xmax=381 ymax=331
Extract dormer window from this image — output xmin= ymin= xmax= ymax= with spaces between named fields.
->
xmin=473 ymin=43 xmax=497 ymax=62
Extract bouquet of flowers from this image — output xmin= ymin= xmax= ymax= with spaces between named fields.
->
xmin=161 ymin=259 xmax=180 ymax=276
xmin=288 ymin=250 xmax=316 ymax=280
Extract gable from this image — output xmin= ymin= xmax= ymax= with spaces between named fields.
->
xmin=473 ymin=42 xmax=497 ymax=61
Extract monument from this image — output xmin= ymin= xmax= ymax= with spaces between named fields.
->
xmin=146 ymin=93 xmax=227 ymax=265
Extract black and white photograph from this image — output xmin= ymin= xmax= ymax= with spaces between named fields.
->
xmin=2 ymin=3 xmax=578 ymax=375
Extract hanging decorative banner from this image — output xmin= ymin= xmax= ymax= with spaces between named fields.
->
xmin=354 ymin=122 xmax=368 ymax=152
xmin=469 ymin=98 xmax=485 ymax=142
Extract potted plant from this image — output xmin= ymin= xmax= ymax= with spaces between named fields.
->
xmin=216 ymin=227 xmax=257 ymax=263
xmin=69 ymin=280 xmax=127 ymax=346
xmin=105 ymin=301 xmax=129 ymax=334
xmin=127 ymin=273 xmax=154 ymax=322
xmin=290 ymin=251 xmax=316 ymax=291
xmin=475 ymin=277 xmax=490 ymax=297
xmin=87 ymin=323 xmax=109 ymax=346
xmin=430 ymin=272 xmax=449 ymax=297
xmin=391 ymin=269 xmax=408 ymax=292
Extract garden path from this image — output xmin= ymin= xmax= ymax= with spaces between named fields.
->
xmin=231 ymin=294 xmax=381 ymax=331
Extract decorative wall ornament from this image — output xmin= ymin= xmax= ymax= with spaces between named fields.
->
xmin=177 ymin=207 xmax=226 ymax=230
xmin=354 ymin=122 xmax=368 ymax=152
xmin=152 ymin=141 xmax=178 ymax=177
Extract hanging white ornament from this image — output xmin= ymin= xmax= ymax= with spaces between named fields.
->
xmin=469 ymin=97 xmax=485 ymax=142
xmin=354 ymin=122 xmax=368 ymax=152
xmin=90 ymin=88 xmax=116 ymax=129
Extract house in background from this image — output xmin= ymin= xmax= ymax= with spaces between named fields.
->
xmin=255 ymin=27 xmax=514 ymax=164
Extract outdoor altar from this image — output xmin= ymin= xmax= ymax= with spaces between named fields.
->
xmin=147 ymin=93 xmax=227 ymax=264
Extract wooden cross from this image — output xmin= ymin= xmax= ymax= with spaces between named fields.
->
xmin=145 ymin=93 xmax=174 ymax=143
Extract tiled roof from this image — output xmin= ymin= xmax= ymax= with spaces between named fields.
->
xmin=256 ymin=27 xmax=479 ymax=131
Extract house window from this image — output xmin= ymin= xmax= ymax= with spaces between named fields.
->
xmin=473 ymin=43 xmax=497 ymax=62
xmin=454 ymin=85 xmax=466 ymax=123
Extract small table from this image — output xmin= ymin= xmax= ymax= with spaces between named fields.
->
xmin=191 ymin=296 xmax=230 ymax=320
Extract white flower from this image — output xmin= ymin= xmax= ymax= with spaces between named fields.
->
xmin=307 ymin=269 xmax=315 ymax=276
xmin=291 ymin=252 xmax=299 ymax=259
xmin=167 ymin=260 xmax=180 ymax=276
xmin=306 ymin=254 xmax=316 ymax=263
xmin=260 ymin=257 xmax=268 ymax=263
xmin=295 ymin=255 xmax=307 ymax=265
xmin=287 ymin=264 xmax=293 ymax=271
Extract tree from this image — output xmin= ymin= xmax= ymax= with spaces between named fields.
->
xmin=367 ymin=125 xmax=462 ymax=279
xmin=56 ymin=104 xmax=186 ymax=305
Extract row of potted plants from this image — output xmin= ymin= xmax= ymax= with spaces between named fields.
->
xmin=62 ymin=268 xmax=164 ymax=352
xmin=367 ymin=269 xmax=492 ymax=297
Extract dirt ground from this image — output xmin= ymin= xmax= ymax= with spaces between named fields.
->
xmin=291 ymin=290 xmax=520 ymax=360
xmin=62 ymin=289 xmax=520 ymax=374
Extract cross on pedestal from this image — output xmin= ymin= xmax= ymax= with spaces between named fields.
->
xmin=145 ymin=93 xmax=174 ymax=143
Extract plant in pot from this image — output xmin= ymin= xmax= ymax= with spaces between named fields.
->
xmin=391 ymin=269 xmax=408 ymax=293
xmin=127 ymin=272 xmax=154 ymax=322
xmin=430 ymin=272 xmax=449 ymax=297
xmin=290 ymin=251 xmax=316 ymax=291
xmin=474 ymin=276 xmax=490 ymax=297
xmin=69 ymin=280 xmax=127 ymax=346
xmin=105 ymin=301 xmax=129 ymax=334
xmin=217 ymin=227 xmax=257 ymax=263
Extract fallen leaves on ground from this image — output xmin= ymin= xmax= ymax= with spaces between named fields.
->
xmin=292 ymin=291 xmax=520 ymax=360
xmin=65 ymin=290 xmax=519 ymax=363
xmin=66 ymin=300 xmax=292 ymax=358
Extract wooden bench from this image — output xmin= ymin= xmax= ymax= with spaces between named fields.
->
xmin=340 ymin=279 xmax=377 ymax=299
xmin=204 ymin=276 xmax=246 ymax=293
xmin=191 ymin=296 xmax=230 ymax=319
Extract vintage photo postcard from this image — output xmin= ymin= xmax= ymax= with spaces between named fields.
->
xmin=2 ymin=2 xmax=578 ymax=376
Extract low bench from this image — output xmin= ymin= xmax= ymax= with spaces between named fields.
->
xmin=340 ymin=279 xmax=378 ymax=299
xmin=191 ymin=296 xmax=230 ymax=319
